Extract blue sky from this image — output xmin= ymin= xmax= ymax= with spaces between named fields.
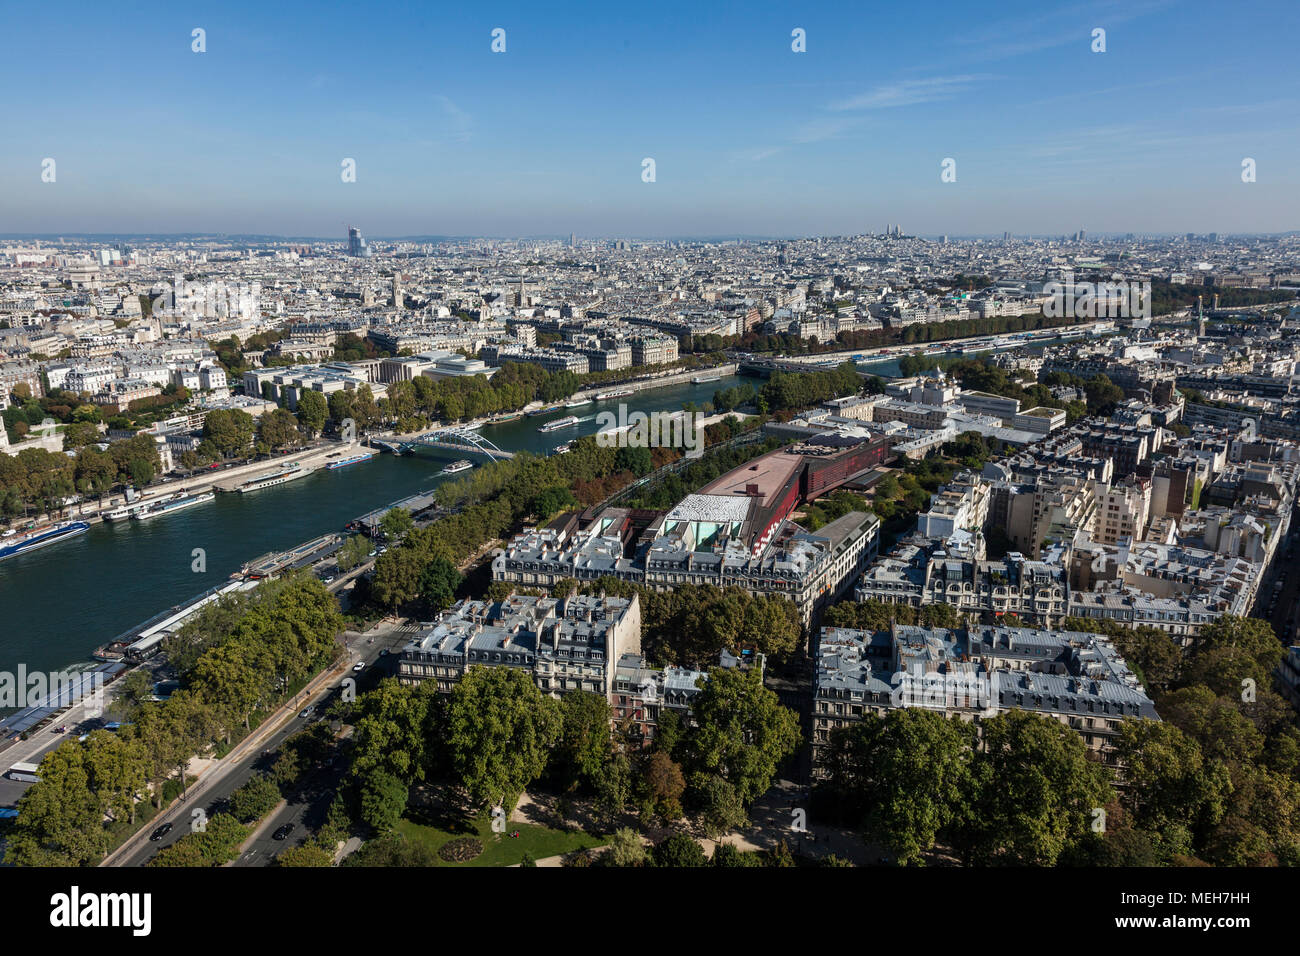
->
xmin=3 ymin=0 xmax=1298 ymax=237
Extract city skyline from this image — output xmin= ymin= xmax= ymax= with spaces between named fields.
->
xmin=4 ymin=0 xmax=1299 ymax=237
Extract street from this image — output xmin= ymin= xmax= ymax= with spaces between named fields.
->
xmin=108 ymin=621 xmax=407 ymax=867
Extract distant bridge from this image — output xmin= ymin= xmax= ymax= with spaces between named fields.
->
xmin=738 ymin=357 xmax=854 ymax=379
xmin=401 ymin=427 xmax=515 ymax=461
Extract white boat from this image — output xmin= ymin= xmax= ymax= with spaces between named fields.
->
xmin=235 ymin=462 xmax=312 ymax=494
xmin=103 ymin=503 xmax=145 ymax=522
xmin=441 ymin=459 xmax=474 ymax=475
xmin=327 ymin=454 xmax=371 ymax=470
xmin=595 ymin=388 xmax=634 ymax=400
xmin=132 ymin=491 xmax=216 ymax=520
xmin=692 ymin=375 xmax=721 ymax=384
xmin=538 ymin=415 xmax=580 ymax=433
xmin=565 ymin=398 xmax=592 ymax=408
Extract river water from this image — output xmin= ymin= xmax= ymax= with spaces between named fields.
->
xmin=0 ymin=375 xmax=744 ymax=676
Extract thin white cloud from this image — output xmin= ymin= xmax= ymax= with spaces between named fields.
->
xmin=948 ymin=0 xmax=1178 ymax=62
xmin=829 ymin=74 xmax=990 ymax=111
xmin=435 ymin=95 xmax=474 ymax=143
xmin=793 ymin=117 xmax=861 ymax=143
xmin=732 ymin=145 xmax=785 ymax=163
xmin=732 ymin=118 xmax=861 ymax=163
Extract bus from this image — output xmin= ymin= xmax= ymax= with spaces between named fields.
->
xmin=6 ymin=761 xmax=40 ymax=783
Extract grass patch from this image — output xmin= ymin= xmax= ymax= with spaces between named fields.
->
xmin=394 ymin=815 xmax=605 ymax=867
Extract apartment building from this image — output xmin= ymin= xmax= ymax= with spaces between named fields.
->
xmin=855 ymin=539 xmax=1069 ymax=627
xmin=916 ymin=471 xmax=990 ymax=539
xmin=398 ymin=592 xmax=641 ymax=699
xmin=612 ymin=653 xmax=708 ymax=747
xmin=811 ymin=623 xmax=1158 ymax=776
xmin=630 ymin=334 xmax=680 ymax=366
xmin=1093 ymin=476 xmax=1152 ymax=545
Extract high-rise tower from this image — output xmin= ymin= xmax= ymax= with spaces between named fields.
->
xmin=347 ymin=226 xmax=370 ymax=258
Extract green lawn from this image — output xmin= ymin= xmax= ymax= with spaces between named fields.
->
xmin=395 ymin=815 xmax=606 ymax=867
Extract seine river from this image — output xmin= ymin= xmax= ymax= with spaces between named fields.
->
xmin=0 ymin=376 xmax=744 ymax=677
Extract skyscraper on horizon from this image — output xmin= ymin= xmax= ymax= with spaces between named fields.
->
xmin=347 ymin=226 xmax=371 ymax=258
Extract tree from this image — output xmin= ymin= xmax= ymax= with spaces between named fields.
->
xmin=642 ymin=751 xmax=686 ymax=821
xmin=530 ymin=485 xmax=577 ymax=520
xmin=1084 ymin=374 xmax=1125 ymax=415
xmin=149 ymin=813 xmax=247 ymax=867
xmin=765 ymin=839 xmax=797 ymax=867
xmin=336 ymin=534 xmax=371 ymax=572
xmin=653 ymin=832 xmax=707 ymax=867
xmin=277 ymin=844 xmax=334 ymax=867
xmin=5 ymin=745 xmax=110 ymax=865
xmin=686 ymin=666 xmax=800 ymax=805
xmin=113 ymin=669 xmax=156 ymax=720
xmin=552 ymin=692 xmax=613 ymax=793
xmin=203 ymin=408 xmax=255 ymax=458
xmin=445 ymin=667 xmax=560 ymax=811
xmin=613 ymin=445 xmax=653 ymax=477
xmin=359 ymin=770 xmax=409 ymax=834
xmin=62 ymin=421 xmax=100 ymax=450
xmin=711 ymin=842 xmax=757 ymax=867
xmin=379 ymin=507 xmax=414 ymax=541
xmin=1184 ymin=615 xmax=1285 ymax=697
xmin=1157 ymin=686 xmax=1265 ymax=765
xmin=295 ymin=389 xmax=328 ymax=437
xmin=74 ymin=446 xmax=117 ymax=501
xmin=605 ymin=828 xmax=647 ymax=867
xmin=822 ymin=709 xmax=973 ymax=864
xmin=1113 ymin=719 xmax=1229 ymax=855
xmin=954 ymin=710 xmax=1114 ymax=865
xmin=737 ymin=594 xmax=801 ymax=659
xmin=419 ymin=555 xmax=463 ymax=614
xmin=350 ymin=679 xmax=437 ymax=784
xmin=594 ymin=752 xmax=634 ymax=823
xmin=342 ymin=832 xmax=438 ymax=867
xmin=227 ymin=773 xmax=282 ymax=824
xmin=689 ymin=772 xmax=748 ymax=839
xmin=127 ymin=456 xmax=155 ymax=488
xmin=351 ymin=384 xmax=380 ymax=432
xmin=258 ymin=408 xmax=301 ymax=450
xmin=328 ymin=389 xmax=355 ymax=427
